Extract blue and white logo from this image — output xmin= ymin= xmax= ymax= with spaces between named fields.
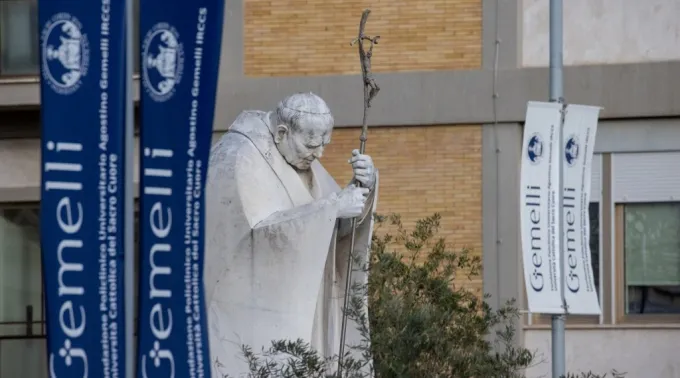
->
xmin=527 ymin=133 xmax=543 ymax=164
xmin=142 ymin=23 xmax=184 ymax=102
xmin=40 ymin=13 xmax=90 ymax=95
xmin=565 ymin=135 xmax=579 ymax=166
xmin=49 ymin=339 xmax=89 ymax=378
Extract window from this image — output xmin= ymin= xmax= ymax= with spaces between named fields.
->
xmin=132 ymin=0 xmax=140 ymax=73
xmin=0 ymin=0 xmax=39 ymax=76
xmin=0 ymin=207 xmax=43 ymax=336
xmin=0 ymin=0 xmax=140 ymax=77
xmin=0 ymin=338 xmax=46 ymax=377
xmin=0 ymin=205 xmax=45 ymax=378
xmin=589 ymin=202 xmax=601 ymax=297
xmin=612 ymin=152 xmax=680 ymax=322
xmin=623 ymin=203 xmax=680 ymax=314
xmin=0 ymin=204 xmax=140 ymax=376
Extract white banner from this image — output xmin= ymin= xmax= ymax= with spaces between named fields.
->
xmin=520 ymin=101 xmax=564 ymax=314
xmin=561 ymin=104 xmax=602 ymax=315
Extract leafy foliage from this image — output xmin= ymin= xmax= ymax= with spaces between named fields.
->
xmin=563 ymin=371 xmax=627 ymax=378
xmin=358 ymin=213 xmax=533 ymax=378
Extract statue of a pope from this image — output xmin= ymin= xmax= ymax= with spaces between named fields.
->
xmin=204 ymin=92 xmax=378 ymax=377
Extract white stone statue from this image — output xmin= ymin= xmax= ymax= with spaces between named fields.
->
xmin=204 ymin=92 xmax=378 ymax=377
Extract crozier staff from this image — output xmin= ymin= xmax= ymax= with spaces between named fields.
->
xmin=204 ymin=92 xmax=378 ymax=377
xmin=339 ymin=9 xmax=381 ymax=374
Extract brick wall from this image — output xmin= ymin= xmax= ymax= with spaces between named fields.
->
xmin=243 ymin=0 xmax=482 ymax=77
xmin=322 ymin=125 xmax=483 ymax=291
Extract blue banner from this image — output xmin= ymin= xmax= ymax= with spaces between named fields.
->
xmin=38 ymin=1 xmax=128 ymax=377
xmin=136 ymin=0 xmax=225 ymax=376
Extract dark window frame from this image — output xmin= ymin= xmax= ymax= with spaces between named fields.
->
xmin=615 ymin=202 xmax=680 ymax=323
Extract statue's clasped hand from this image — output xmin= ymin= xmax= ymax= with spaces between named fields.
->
xmin=332 ymin=184 xmax=369 ymax=219
xmin=348 ymin=149 xmax=376 ymax=188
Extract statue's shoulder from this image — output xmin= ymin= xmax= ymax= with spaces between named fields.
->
xmin=211 ymin=110 xmax=271 ymax=166
xmin=213 ymin=110 xmax=267 ymax=148
xmin=229 ymin=110 xmax=268 ymax=132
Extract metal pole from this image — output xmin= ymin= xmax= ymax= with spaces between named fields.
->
xmin=549 ymin=0 xmax=564 ymax=103
xmin=124 ymin=0 xmax=135 ymax=376
xmin=549 ymin=0 xmax=566 ymax=377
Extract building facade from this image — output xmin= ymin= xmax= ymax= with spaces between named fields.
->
xmin=0 ymin=0 xmax=679 ymax=376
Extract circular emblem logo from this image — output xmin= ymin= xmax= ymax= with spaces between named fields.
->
xmin=141 ymin=23 xmax=184 ymax=102
xmin=40 ymin=13 xmax=90 ymax=95
xmin=527 ymin=133 xmax=543 ymax=164
xmin=565 ymin=135 xmax=579 ymax=166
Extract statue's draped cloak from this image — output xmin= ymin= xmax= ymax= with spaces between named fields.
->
xmin=204 ymin=110 xmax=377 ymax=377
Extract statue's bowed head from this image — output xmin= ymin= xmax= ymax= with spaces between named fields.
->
xmin=271 ymin=92 xmax=376 ymax=219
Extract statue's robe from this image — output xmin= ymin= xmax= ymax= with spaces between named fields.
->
xmin=204 ymin=110 xmax=378 ymax=377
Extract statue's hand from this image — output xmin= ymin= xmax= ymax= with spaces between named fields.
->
xmin=332 ymin=184 xmax=369 ymax=219
xmin=349 ymin=149 xmax=376 ymax=188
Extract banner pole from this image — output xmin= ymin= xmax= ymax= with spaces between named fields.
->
xmin=124 ymin=0 xmax=135 ymax=376
xmin=549 ymin=0 xmax=566 ymax=377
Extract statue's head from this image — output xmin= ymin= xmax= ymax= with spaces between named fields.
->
xmin=273 ymin=92 xmax=334 ymax=170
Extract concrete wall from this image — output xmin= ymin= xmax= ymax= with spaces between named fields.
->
xmin=524 ymin=328 xmax=680 ymax=377
xmin=522 ymin=0 xmax=680 ymax=67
